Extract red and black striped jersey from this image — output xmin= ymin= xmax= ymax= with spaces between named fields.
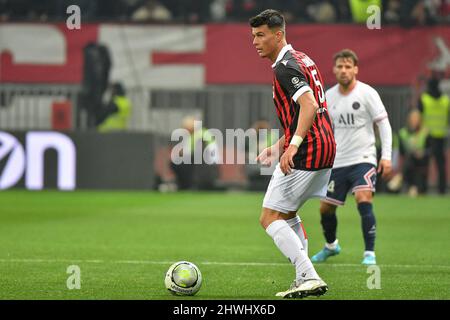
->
xmin=272 ymin=44 xmax=336 ymax=171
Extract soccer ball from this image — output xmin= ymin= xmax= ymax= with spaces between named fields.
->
xmin=165 ymin=261 xmax=202 ymax=296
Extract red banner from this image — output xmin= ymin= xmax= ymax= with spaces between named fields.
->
xmin=0 ymin=23 xmax=449 ymax=86
xmin=0 ymin=23 xmax=98 ymax=83
xmin=201 ymin=24 xmax=450 ymax=86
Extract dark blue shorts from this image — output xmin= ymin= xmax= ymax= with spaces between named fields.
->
xmin=324 ymin=163 xmax=377 ymax=206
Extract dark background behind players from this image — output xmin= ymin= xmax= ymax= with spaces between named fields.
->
xmin=1 ymin=0 xmax=449 ymax=25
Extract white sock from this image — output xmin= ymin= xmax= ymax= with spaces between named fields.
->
xmin=364 ymin=251 xmax=375 ymax=257
xmin=266 ymin=220 xmax=320 ymax=282
xmin=325 ymin=239 xmax=339 ymax=250
xmin=286 ymin=216 xmax=308 ymax=256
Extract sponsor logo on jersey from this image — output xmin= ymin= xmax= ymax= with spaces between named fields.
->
xmin=294 ymin=81 xmax=307 ymax=89
xmin=291 ymin=77 xmax=300 ymax=85
xmin=338 ymin=113 xmax=355 ymax=125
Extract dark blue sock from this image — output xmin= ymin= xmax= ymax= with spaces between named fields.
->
xmin=320 ymin=213 xmax=337 ymax=244
xmin=358 ymin=202 xmax=376 ymax=252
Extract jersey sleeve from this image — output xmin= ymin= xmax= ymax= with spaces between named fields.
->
xmin=325 ymin=88 xmax=334 ymax=106
xmin=365 ymin=86 xmax=388 ymax=122
xmin=274 ymin=63 xmax=312 ymax=102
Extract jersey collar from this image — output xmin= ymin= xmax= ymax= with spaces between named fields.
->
xmin=338 ymin=80 xmax=359 ymax=96
xmin=272 ymin=44 xmax=293 ymax=68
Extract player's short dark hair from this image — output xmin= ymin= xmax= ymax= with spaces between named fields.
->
xmin=249 ymin=9 xmax=285 ymax=32
xmin=333 ymin=49 xmax=359 ymax=66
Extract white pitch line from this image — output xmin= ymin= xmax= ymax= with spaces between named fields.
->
xmin=0 ymin=258 xmax=449 ymax=270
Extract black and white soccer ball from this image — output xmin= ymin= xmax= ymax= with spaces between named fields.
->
xmin=165 ymin=261 xmax=202 ymax=296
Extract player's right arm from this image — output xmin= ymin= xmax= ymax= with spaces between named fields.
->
xmin=280 ymin=90 xmax=318 ymax=174
xmin=273 ymin=62 xmax=316 ymax=174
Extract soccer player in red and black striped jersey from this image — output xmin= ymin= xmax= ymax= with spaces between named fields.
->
xmin=250 ymin=9 xmax=336 ymax=298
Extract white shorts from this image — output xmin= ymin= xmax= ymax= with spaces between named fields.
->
xmin=262 ymin=164 xmax=332 ymax=214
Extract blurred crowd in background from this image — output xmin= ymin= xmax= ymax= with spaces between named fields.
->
xmin=1 ymin=0 xmax=450 ymax=26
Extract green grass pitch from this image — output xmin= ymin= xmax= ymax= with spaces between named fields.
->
xmin=0 ymin=190 xmax=449 ymax=300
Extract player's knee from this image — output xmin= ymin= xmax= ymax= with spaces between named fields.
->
xmin=356 ymin=196 xmax=372 ymax=203
xmin=259 ymin=210 xmax=271 ymax=229
xmin=320 ymin=202 xmax=336 ymax=215
xmin=259 ymin=214 xmax=266 ymax=229
xmin=259 ymin=208 xmax=281 ymax=229
xmin=355 ymin=191 xmax=373 ymax=203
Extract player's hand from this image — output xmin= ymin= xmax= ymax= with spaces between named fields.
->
xmin=280 ymin=145 xmax=298 ymax=175
xmin=378 ymin=159 xmax=392 ymax=179
xmin=256 ymin=146 xmax=277 ymax=167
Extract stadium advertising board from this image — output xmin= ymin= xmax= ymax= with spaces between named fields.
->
xmin=0 ymin=131 xmax=154 ymax=190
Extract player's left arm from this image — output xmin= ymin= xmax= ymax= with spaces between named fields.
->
xmin=280 ymin=91 xmax=318 ymax=174
xmin=368 ymin=87 xmax=393 ymax=179
xmin=376 ymin=118 xmax=393 ymax=179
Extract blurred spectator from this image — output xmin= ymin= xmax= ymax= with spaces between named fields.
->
xmin=97 ymin=82 xmax=132 ymax=132
xmin=397 ymin=0 xmax=444 ymax=27
xmin=211 ymin=0 xmax=227 ymax=21
xmin=0 ymin=0 xmax=51 ymax=21
xmin=349 ymin=0 xmax=381 ymax=23
xmin=307 ymin=1 xmax=338 ymax=23
xmin=0 ymin=0 xmax=449 ymax=24
xmin=131 ymin=0 xmax=172 ymax=22
xmin=79 ymin=42 xmax=112 ymax=128
xmin=244 ymin=119 xmax=277 ymax=191
xmin=96 ymin=0 xmax=142 ymax=21
xmin=407 ymin=0 xmax=427 ymax=25
xmin=170 ymin=116 xmax=220 ymax=190
xmin=384 ymin=0 xmax=401 ymax=24
xmin=224 ymin=0 xmax=260 ymax=21
xmin=262 ymin=0 xmax=311 ymax=23
xmin=438 ymin=0 xmax=450 ymax=22
xmin=331 ymin=0 xmax=352 ymax=22
xmin=418 ymin=76 xmax=449 ymax=194
xmin=398 ymin=109 xmax=430 ymax=196
xmin=164 ymin=0 xmax=211 ymax=23
xmin=427 ymin=0 xmax=450 ymax=24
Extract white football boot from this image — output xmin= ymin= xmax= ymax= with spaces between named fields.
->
xmin=275 ymin=279 xmax=328 ymax=298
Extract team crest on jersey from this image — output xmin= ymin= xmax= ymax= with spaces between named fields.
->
xmin=291 ymin=77 xmax=300 ymax=85
xmin=352 ymin=102 xmax=361 ymax=110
